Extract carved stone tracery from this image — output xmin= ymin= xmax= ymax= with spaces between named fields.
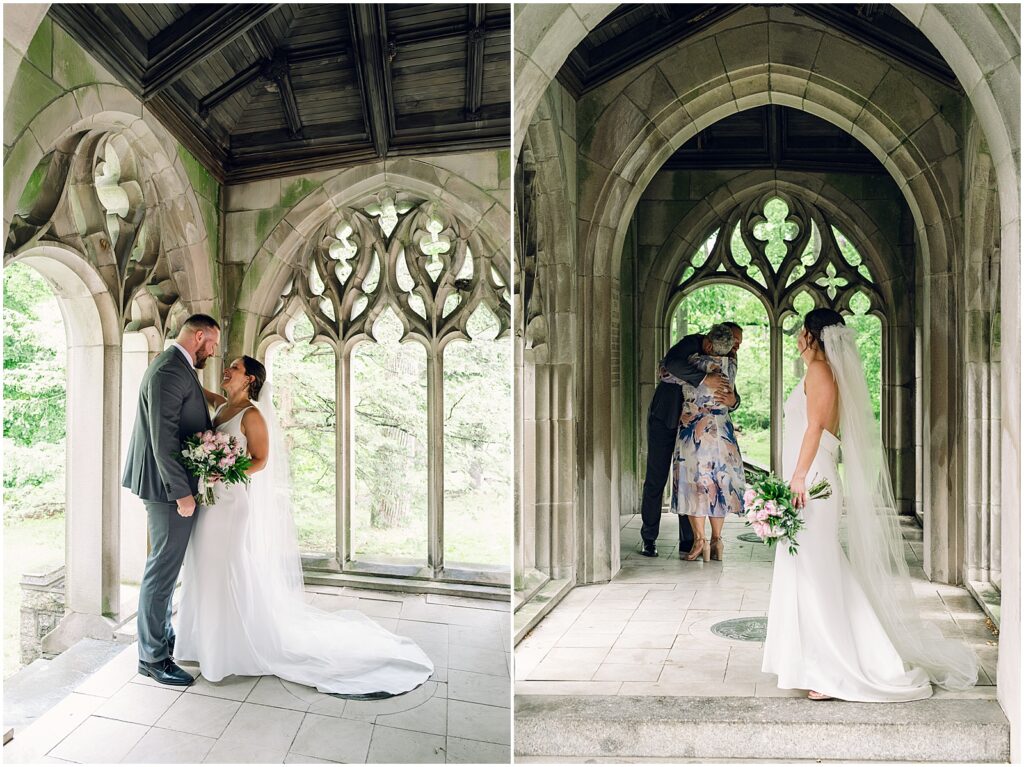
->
xmin=5 ymin=129 xmax=183 ymax=339
xmin=260 ymin=194 xmax=511 ymax=351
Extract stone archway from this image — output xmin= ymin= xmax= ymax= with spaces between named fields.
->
xmin=230 ymin=161 xmax=511 ymax=588
xmin=4 ymin=76 xmax=217 ymax=648
xmin=635 ymin=176 xmax=914 ymax=511
xmin=515 ymin=3 xmax=1020 ymax=753
xmin=7 ymin=244 xmax=123 ymax=646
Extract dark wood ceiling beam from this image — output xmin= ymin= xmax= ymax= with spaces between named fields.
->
xmin=389 ymin=16 xmax=511 ymax=49
xmin=198 ymin=63 xmax=264 ymax=117
xmin=142 ymin=4 xmax=282 ymax=99
xmin=465 ymin=5 xmax=487 ymax=120
xmin=262 ymin=54 xmax=304 ymax=138
xmin=197 ymin=41 xmax=349 ymax=118
xmin=351 ymin=5 xmax=393 ymax=159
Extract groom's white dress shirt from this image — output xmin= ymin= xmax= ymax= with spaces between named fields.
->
xmin=172 ymin=342 xmax=196 ymax=369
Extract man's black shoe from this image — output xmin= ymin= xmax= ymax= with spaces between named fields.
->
xmin=639 ymin=540 xmax=658 ymax=557
xmin=138 ymin=657 xmax=194 ymax=686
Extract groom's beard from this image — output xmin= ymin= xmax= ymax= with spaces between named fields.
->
xmin=194 ymin=353 xmax=210 ymax=369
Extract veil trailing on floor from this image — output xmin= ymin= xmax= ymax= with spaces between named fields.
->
xmin=232 ymin=383 xmax=433 ymax=695
xmin=822 ymin=324 xmax=978 ymax=690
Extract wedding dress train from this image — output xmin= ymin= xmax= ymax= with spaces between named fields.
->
xmin=175 ymin=400 xmax=433 ymax=695
xmin=761 ymin=380 xmax=931 ymax=701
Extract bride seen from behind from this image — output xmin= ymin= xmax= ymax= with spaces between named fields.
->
xmin=175 ymin=355 xmax=433 ymax=695
xmin=762 ymin=308 xmax=977 ymax=701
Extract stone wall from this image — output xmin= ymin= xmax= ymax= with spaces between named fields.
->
xmin=623 ymin=167 xmax=915 ymax=510
xmin=19 ymin=566 xmax=65 ymax=665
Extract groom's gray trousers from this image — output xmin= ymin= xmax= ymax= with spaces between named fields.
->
xmin=137 ymin=501 xmax=195 ymax=663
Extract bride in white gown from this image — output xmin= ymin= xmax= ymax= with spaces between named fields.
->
xmin=762 ymin=308 xmax=977 ymax=701
xmin=175 ymin=356 xmax=433 ymax=695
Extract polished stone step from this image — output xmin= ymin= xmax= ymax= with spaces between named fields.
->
xmin=515 ymin=695 xmax=1010 ymax=762
xmin=3 ymin=638 xmax=127 ymax=732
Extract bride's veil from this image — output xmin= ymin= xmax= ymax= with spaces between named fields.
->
xmin=235 ymin=382 xmax=433 ymax=693
xmin=822 ymin=324 xmax=978 ymax=690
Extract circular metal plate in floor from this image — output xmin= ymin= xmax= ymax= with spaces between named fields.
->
xmin=710 ymin=616 xmax=768 ymax=642
xmin=737 ymin=532 xmax=763 ymax=543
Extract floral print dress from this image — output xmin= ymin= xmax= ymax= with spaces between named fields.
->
xmin=667 ymin=353 xmax=745 ymax=518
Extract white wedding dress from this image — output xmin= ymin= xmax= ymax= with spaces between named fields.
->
xmin=761 ymin=376 xmax=933 ymax=701
xmin=175 ymin=401 xmax=433 ymax=695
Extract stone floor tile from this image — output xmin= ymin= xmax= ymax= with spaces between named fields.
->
xmin=540 ymin=647 xmax=610 ymax=664
xmin=619 ymin=620 xmax=682 ymax=635
xmin=155 ymin=691 xmax=241 ymax=738
xmin=603 ymin=647 xmax=669 ymax=665
xmin=202 ymin=739 xmax=289 ymax=763
xmin=447 ymin=645 xmax=508 ymax=676
xmin=185 ymin=674 xmax=259 ymax=701
xmin=245 ymin=676 xmax=322 ymax=711
xmin=74 ymin=645 xmax=138 ymax=698
xmin=2 ymin=693 xmax=106 ymax=764
xmin=555 ymin=632 xmax=619 ymax=648
xmin=446 ymin=624 xmax=505 ymax=650
xmin=448 ymin=669 xmax=511 ymax=708
xmin=93 ymin=681 xmax=181 ymax=725
xmin=753 ymin=683 xmax=805 ymax=697
xmin=612 ymin=632 xmax=678 ymax=649
xmin=374 ymin=694 xmax=447 ymax=735
xmin=366 ymin=725 xmax=446 ymax=763
xmin=398 ymin=619 xmax=452 ymax=646
xmin=290 ymin=713 xmax=373 ymax=763
xmin=446 ymin=700 xmax=510 ymax=745
xmin=592 ymin=663 xmax=663 ymax=682
xmin=48 ymin=716 xmax=148 ymax=763
xmin=513 ymin=681 xmax=623 ymax=696
xmin=218 ymin=702 xmax=304 ymax=751
xmin=338 ymin=680 xmax=444 ymax=722
xmin=352 ymin=597 xmax=405 ymax=619
xmin=283 ymin=754 xmax=336 ymax=763
xmin=526 ymin=659 xmax=600 ymax=681
xmin=122 ymin=726 xmax=216 ymax=763
xmin=444 ymin=736 xmax=510 ymax=763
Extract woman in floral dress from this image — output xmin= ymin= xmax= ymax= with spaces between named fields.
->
xmin=667 ymin=326 xmax=745 ymax=561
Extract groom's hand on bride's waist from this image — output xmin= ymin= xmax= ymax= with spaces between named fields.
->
xmin=177 ymin=495 xmax=197 ymax=517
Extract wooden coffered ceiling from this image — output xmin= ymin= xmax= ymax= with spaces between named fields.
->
xmin=664 ymin=105 xmax=886 ymax=173
xmin=50 ymin=4 xmax=511 ymax=183
xmin=557 ymin=3 xmax=959 ymax=96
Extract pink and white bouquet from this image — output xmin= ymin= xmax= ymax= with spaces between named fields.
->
xmin=743 ymin=472 xmax=832 ymax=555
xmin=177 ymin=430 xmax=253 ymax=505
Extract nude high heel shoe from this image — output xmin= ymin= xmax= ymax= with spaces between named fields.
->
xmin=684 ymin=537 xmax=710 ymax=562
xmin=710 ymin=536 xmax=724 ymax=561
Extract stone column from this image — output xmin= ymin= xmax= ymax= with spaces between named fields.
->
xmin=119 ymin=332 xmax=151 ymax=585
xmin=576 ymin=273 xmax=620 ymax=584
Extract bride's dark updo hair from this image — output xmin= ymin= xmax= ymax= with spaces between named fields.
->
xmin=803 ymin=308 xmax=845 ymax=351
xmin=241 ymin=356 xmax=267 ymax=400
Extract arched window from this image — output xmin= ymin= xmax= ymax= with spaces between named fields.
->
xmin=259 ymin=193 xmax=512 ymax=585
xmin=665 ymin=193 xmax=887 ymax=473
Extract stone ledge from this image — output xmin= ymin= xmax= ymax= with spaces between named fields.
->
xmin=514 ymin=694 xmax=1010 ymax=762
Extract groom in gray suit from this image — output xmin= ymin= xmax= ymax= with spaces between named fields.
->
xmin=122 ymin=314 xmax=220 ymax=685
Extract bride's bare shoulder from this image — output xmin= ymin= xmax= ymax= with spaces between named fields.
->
xmin=804 ymin=359 xmax=836 ymax=389
xmin=241 ymin=403 xmax=267 ymax=430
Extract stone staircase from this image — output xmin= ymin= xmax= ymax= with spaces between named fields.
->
xmin=515 ymin=695 xmax=1011 ymax=763
xmin=3 ymin=638 xmax=127 ymax=733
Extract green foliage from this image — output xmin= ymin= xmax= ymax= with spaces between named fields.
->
xmin=3 ymin=265 xmax=67 ymax=519
xmin=271 ymin=310 xmax=511 ymax=568
xmin=670 ymin=281 xmax=883 ymax=467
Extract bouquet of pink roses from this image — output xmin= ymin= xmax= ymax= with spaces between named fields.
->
xmin=743 ymin=472 xmax=831 ymax=555
xmin=177 ymin=430 xmax=253 ymax=505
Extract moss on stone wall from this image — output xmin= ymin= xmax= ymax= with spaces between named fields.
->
xmin=51 ymin=23 xmax=104 ymax=90
xmin=280 ymin=177 xmax=321 ymax=209
xmin=25 ymin=18 xmax=52 ymax=77
xmin=176 ymin=146 xmax=219 ymax=206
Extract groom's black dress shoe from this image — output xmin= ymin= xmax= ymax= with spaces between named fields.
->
xmin=639 ymin=540 xmax=658 ymax=557
xmin=138 ymin=657 xmax=194 ymax=686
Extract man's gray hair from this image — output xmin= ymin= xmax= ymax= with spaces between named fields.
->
xmin=706 ymin=324 xmax=735 ymax=355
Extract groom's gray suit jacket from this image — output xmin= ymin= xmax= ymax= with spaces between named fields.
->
xmin=122 ymin=347 xmax=213 ymax=502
